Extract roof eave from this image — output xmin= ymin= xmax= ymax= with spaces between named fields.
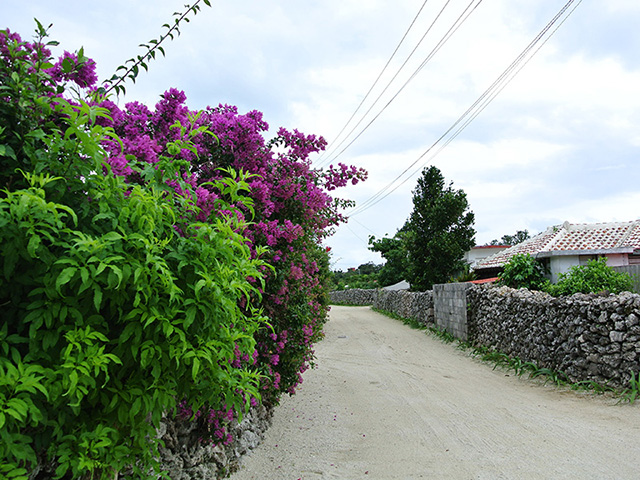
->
xmin=534 ymin=247 xmax=635 ymax=258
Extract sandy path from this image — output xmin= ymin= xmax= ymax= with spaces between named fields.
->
xmin=230 ymin=306 xmax=640 ymax=480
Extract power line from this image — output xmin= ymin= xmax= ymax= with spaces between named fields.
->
xmin=348 ymin=0 xmax=582 ymax=218
xmin=316 ymin=0 xmax=456 ymax=167
xmin=349 ymin=216 xmax=378 ymax=236
xmin=314 ymin=0 xmax=431 ymax=166
xmin=343 ymin=222 xmax=370 ymax=246
xmin=423 ymin=0 xmax=582 ymax=171
xmin=318 ymin=0 xmax=484 ymax=168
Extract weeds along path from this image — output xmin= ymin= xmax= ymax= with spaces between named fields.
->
xmin=231 ymin=306 xmax=640 ymax=480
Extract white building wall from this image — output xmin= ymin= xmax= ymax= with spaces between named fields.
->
xmin=465 ymin=246 xmax=509 ymax=267
xmin=603 ymin=254 xmax=628 ymax=267
xmin=550 ymin=255 xmax=579 ymax=283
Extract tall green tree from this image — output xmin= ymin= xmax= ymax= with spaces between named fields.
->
xmin=405 ymin=166 xmax=475 ymax=290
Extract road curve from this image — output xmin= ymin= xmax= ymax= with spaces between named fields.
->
xmin=231 ymin=306 xmax=640 ymax=480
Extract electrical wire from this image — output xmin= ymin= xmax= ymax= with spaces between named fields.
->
xmin=347 ymin=0 xmax=581 ymax=218
xmin=418 ymin=0 xmax=583 ymax=174
xmin=316 ymin=0 xmax=456 ymax=167
xmin=314 ymin=0 xmax=431 ymax=166
xmin=343 ymin=222 xmax=370 ymax=246
xmin=317 ymin=0 xmax=484 ymax=168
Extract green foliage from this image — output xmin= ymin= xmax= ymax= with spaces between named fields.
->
xmin=450 ymin=263 xmax=476 ymax=283
xmin=498 ymin=253 xmax=549 ymax=291
xmin=428 ymin=326 xmax=456 ymax=343
xmin=544 ymin=257 xmax=634 ymax=296
xmin=404 ymin=166 xmax=476 ymax=291
xmin=0 ymin=42 xmax=266 ymax=478
xmin=368 ymin=229 xmax=410 ymax=287
xmin=371 ymin=308 xmax=628 ymax=399
xmin=330 ymin=262 xmax=382 ymax=290
xmin=620 ymin=371 xmax=640 ymax=404
xmin=488 ymin=229 xmax=530 ymax=246
xmin=371 ymin=307 xmax=426 ymax=331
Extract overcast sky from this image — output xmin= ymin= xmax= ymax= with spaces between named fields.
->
xmin=3 ymin=1 xmax=640 ymax=271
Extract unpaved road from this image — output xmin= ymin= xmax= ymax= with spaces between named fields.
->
xmin=231 ymin=306 xmax=640 ymax=479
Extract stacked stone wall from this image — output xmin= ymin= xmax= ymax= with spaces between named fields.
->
xmin=331 ymin=284 xmax=640 ymax=389
xmin=329 ymin=288 xmax=377 ymax=306
xmin=329 ymin=289 xmax=434 ymax=327
xmin=373 ymin=290 xmax=434 ymax=327
xmin=156 ymin=403 xmax=273 ymax=479
xmin=468 ymin=284 xmax=640 ymax=389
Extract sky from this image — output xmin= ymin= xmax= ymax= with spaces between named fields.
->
xmin=3 ymin=0 xmax=640 ymax=271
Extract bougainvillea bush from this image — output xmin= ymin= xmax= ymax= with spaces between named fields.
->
xmin=0 ymin=24 xmax=365 ymax=480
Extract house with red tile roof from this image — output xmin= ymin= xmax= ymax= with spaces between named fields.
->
xmin=473 ymin=220 xmax=640 ymax=282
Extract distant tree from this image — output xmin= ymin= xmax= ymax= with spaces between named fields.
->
xmin=329 ymin=262 xmax=383 ymax=290
xmin=368 ymin=228 xmax=410 ymax=287
xmin=404 ymin=166 xmax=475 ymax=291
xmin=488 ymin=229 xmax=530 ymax=246
xmin=356 ymin=262 xmax=382 ymax=275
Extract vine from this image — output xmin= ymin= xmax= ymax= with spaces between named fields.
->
xmin=102 ymin=0 xmax=212 ymax=96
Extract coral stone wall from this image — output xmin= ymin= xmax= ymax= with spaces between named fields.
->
xmin=373 ymin=290 xmax=434 ymax=327
xmin=331 ymin=284 xmax=640 ymax=389
xmin=468 ymin=284 xmax=640 ymax=389
xmin=329 ymin=289 xmax=377 ymax=306
xmin=330 ymin=284 xmax=640 ymax=389
xmin=157 ymin=404 xmax=273 ymax=479
xmin=329 ymin=289 xmax=434 ymax=327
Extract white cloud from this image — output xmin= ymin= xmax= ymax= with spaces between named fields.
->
xmin=3 ymin=0 xmax=639 ymax=270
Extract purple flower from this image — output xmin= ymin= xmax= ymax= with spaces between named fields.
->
xmin=48 ymin=51 xmax=98 ymax=88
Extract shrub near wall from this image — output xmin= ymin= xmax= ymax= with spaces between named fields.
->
xmin=468 ymin=284 xmax=640 ymax=389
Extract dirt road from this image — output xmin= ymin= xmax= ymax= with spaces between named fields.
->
xmin=231 ymin=306 xmax=640 ymax=480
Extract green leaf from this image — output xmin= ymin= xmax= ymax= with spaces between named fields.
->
xmin=185 ymin=306 xmax=197 ymax=329
xmin=26 ymin=235 xmax=41 ymax=257
xmin=130 ymin=397 xmax=141 ymax=419
xmin=93 ymin=287 xmax=103 ymax=311
xmin=55 ymin=267 xmax=76 ymax=293
xmin=6 ymin=398 xmax=29 ymax=420
xmin=192 ymin=357 xmax=200 ymax=380
xmin=79 ymin=267 xmax=89 ymax=286
xmin=0 ymin=144 xmax=17 ymax=160
xmin=102 ymin=231 xmax=122 ymax=242
xmin=61 ymin=56 xmax=74 ymax=73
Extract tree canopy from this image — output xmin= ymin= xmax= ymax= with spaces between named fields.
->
xmin=368 ymin=227 xmax=410 ymax=287
xmin=369 ymin=166 xmax=475 ymax=291
xmin=404 ymin=166 xmax=475 ymax=290
xmin=488 ymin=229 xmax=530 ymax=246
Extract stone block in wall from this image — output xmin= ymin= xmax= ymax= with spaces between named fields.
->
xmin=433 ymin=283 xmax=472 ymax=341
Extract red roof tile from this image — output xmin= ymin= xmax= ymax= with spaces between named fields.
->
xmin=470 ymin=277 xmax=499 ymax=284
